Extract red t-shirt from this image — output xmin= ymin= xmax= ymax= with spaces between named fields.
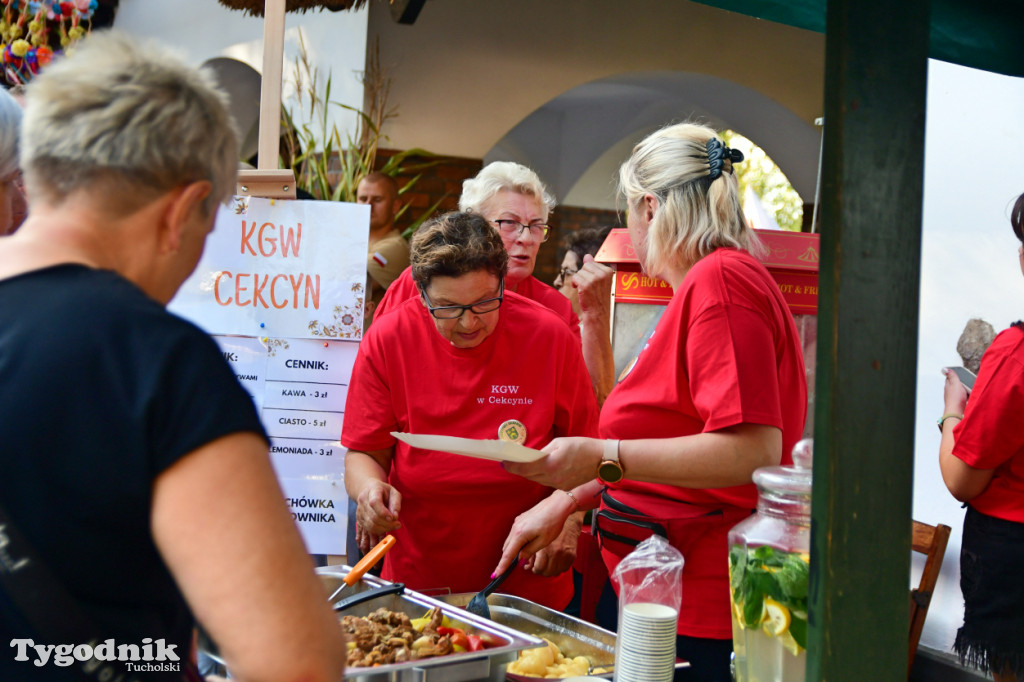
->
xmin=952 ymin=325 xmax=1024 ymax=522
xmin=374 ymin=267 xmax=580 ymax=340
xmin=598 ymin=247 xmax=808 ymax=638
xmin=342 ymin=291 xmax=599 ymax=608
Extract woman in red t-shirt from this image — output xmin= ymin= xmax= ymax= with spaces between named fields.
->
xmin=503 ymin=123 xmax=808 ymax=682
xmin=342 ymin=211 xmax=599 ymax=609
xmin=938 ymin=193 xmax=1024 ymax=682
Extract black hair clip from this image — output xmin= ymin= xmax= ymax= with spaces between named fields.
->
xmin=706 ymin=138 xmax=745 ymax=180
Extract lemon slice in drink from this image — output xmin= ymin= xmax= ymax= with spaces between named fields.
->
xmin=779 ymin=630 xmax=801 ymax=655
xmin=761 ymin=598 xmax=791 ymax=637
xmin=732 ymin=599 xmax=748 ymax=628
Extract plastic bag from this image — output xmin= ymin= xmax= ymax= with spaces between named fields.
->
xmin=610 ymin=534 xmax=684 ymax=615
xmin=610 ymin=535 xmax=683 ymax=681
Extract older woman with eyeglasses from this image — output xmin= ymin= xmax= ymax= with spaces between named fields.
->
xmin=342 ymin=211 xmax=599 ymax=608
xmin=375 ymin=162 xmax=573 ymax=325
xmin=375 ymin=161 xmax=616 ymax=404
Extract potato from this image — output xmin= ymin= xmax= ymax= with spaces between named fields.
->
xmin=508 ymin=638 xmax=593 ymax=679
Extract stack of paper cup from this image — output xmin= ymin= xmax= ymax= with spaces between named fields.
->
xmin=614 ymin=602 xmax=678 ymax=682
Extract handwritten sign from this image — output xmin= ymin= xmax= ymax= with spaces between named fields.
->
xmin=280 ymin=477 xmax=347 ymax=553
xmin=170 ymin=196 xmax=371 ymax=554
xmin=212 ymin=336 xmax=356 ymax=552
xmin=215 ymin=335 xmax=268 ymax=410
xmin=170 ymin=196 xmax=369 ymax=341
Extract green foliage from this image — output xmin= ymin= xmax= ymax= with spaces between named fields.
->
xmin=721 ymin=130 xmax=805 ymax=232
xmin=280 ymin=32 xmax=448 ymax=232
xmin=776 ymin=552 xmax=810 ymax=600
xmin=729 ymin=544 xmax=810 ymax=638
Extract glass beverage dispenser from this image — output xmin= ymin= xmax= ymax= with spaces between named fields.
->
xmin=728 ymin=439 xmax=813 ymax=682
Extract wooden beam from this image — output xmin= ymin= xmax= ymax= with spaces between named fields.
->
xmin=808 ymin=0 xmax=929 ymax=679
xmin=237 ymin=169 xmax=298 ymax=199
xmin=257 ymin=0 xmax=287 ymax=171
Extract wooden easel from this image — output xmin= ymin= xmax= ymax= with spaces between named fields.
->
xmin=236 ymin=0 xmax=297 ymax=200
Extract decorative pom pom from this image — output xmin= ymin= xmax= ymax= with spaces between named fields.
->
xmin=2 ymin=0 xmax=96 ymax=85
xmin=3 ymin=43 xmax=22 ymax=67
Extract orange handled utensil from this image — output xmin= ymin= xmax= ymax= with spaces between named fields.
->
xmin=326 ymin=534 xmax=397 ymax=604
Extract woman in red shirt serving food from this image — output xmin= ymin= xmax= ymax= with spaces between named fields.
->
xmin=501 ymin=123 xmax=808 ymax=682
xmin=938 ymin=192 xmax=1024 ymax=682
xmin=342 ymin=211 xmax=599 ymax=609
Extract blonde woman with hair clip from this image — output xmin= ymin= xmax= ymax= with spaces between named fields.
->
xmin=500 ymin=123 xmax=808 ymax=681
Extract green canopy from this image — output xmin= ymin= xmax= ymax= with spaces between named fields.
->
xmin=692 ymin=0 xmax=1024 ymax=77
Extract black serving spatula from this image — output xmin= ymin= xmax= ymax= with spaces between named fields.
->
xmin=466 ymin=552 xmax=519 ymax=619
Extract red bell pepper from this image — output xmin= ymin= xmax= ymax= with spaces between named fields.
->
xmin=437 ymin=626 xmax=469 ymax=650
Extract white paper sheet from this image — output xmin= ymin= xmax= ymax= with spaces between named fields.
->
xmin=390 ymin=432 xmax=546 ymax=462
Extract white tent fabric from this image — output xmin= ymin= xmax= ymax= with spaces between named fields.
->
xmin=742 ymin=185 xmax=782 ymax=231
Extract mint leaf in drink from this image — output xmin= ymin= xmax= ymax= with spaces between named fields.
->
xmin=753 ymin=544 xmax=786 ymax=567
xmin=776 ymin=554 xmax=809 ymax=601
xmin=752 ymin=570 xmax=784 ymax=603
xmin=730 ymin=545 xmax=747 ymax=590
xmin=789 ymin=614 xmax=808 ymax=649
xmin=742 ymin=590 xmax=764 ymax=629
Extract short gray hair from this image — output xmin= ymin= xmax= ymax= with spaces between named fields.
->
xmin=20 ymin=30 xmax=239 ymax=215
xmin=459 ymin=161 xmax=556 ymax=217
xmin=618 ymin=122 xmax=762 ymax=275
xmin=0 ymin=88 xmax=21 ymax=179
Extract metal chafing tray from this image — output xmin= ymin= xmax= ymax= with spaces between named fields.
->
xmin=327 ymin=569 xmax=546 ymax=681
xmin=434 ymin=593 xmax=617 ymax=681
xmin=199 ymin=567 xmax=545 ymax=682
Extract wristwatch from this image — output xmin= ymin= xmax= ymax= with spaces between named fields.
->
xmin=597 ymin=439 xmax=624 ymax=483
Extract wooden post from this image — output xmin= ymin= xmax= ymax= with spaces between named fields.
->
xmin=257 ymin=0 xmax=285 ymax=171
xmin=808 ymin=0 xmax=929 ymax=679
xmin=238 ymin=0 xmax=296 ymax=199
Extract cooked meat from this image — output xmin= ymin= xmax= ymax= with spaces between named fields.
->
xmin=426 ymin=605 xmax=445 ymax=632
xmin=341 ymin=606 xmax=461 ymax=668
xmin=368 ymin=607 xmax=412 ymax=629
xmin=412 ymin=633 xmax=454 ymax=659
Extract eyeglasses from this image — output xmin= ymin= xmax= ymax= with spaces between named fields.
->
xmin=420 ymin=278 xmax=504 ymax=319
xmin=556 ymin=267 xmax=578 ymax=282
xmin=493 ymin=219 xmax=550 ymax=243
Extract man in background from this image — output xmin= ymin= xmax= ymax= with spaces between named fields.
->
xmin=357 ymin=172 xmax=409 ymax=325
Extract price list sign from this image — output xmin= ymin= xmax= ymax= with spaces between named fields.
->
xmin=262 ymin=337 xmax=356 ymax=478
xmin=171 ymin=197 xmax=370 ymax=554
